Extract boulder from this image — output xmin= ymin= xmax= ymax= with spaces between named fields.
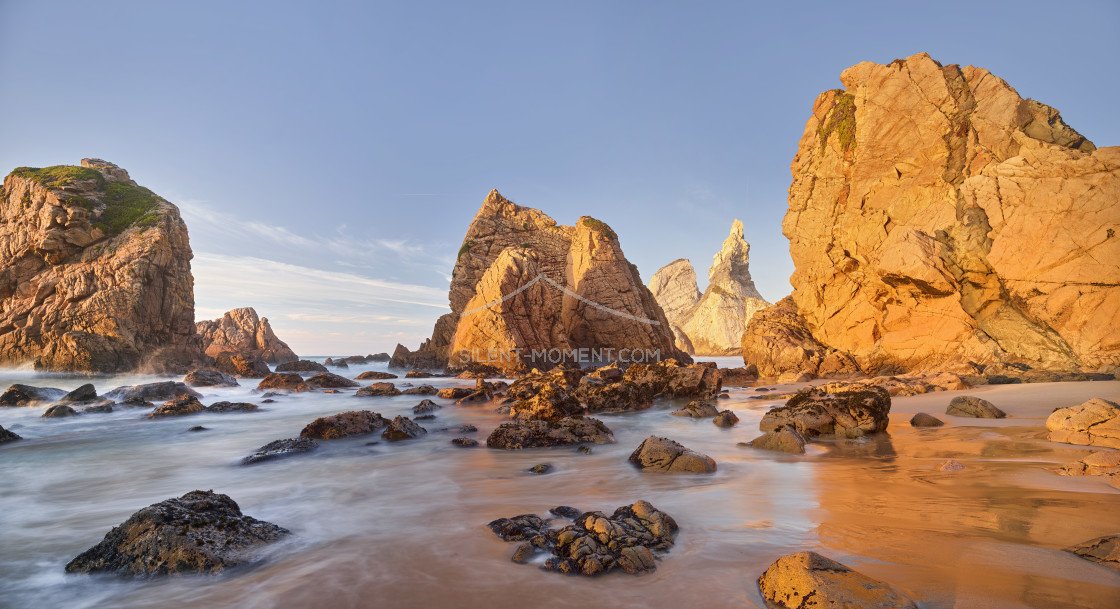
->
xmin=577 ymin=377 xmax=652 ymax=413
xmin=257 ymin=372 xmax=312 ymax=392
xmin=355 ymin=371 xmax=397 ymax=380
xmin=206 ymin=401 xmax=259 ymax=413
xmin=0 ymin=384 xmax=67 ymax=406
xmin=105 ymin=381 xmax=201 ymax=403
xmin=670 ymin=399 xmax=719 ymax=418
xmin=745 ymin=425 xmax=807 ymax=454
xmin=436 ymin=387 xmax=473 ymax=400
xmin=757 ymin=551 xmax=917 ymax=609
xmin=42 ymin=404 xmax=78 ymax=418
xmin=909 ymin=413 xmax=945 ymax=427
xmin=1065 ymin=535 xmax=1120 ymax=573
xmin=242 ymin=437 xmax=317 ymax=465
xmin=622 ymin=360 xmax=723 ymax=399
xmin=355 ymin=382 xmax=401 ymax=397
xmin=0 ymin=424 xmax=22 ymax=442
xmin=401 ymin=384 xmax=436 ymax=395
xmin=451 ymin=437 xmax=478 ymax=447
xmin=745 ymin=53 xmax=1119 ymax=376
xmin=1057 ymin=450 xmax=1120 ymax=486
xmin=628 ymin=436 xmax=717 ymax=473
xmin=381 ymin=415 xmax=427 ymax=441
xmin=306 ymin=372 xmax=359 ymax=389
xmin=196 ymin=307 xmax=297 ymax=364
xmin=84 ymin=404 xmax=113 ymax=413
xmin=946 ymin=396 xmax=1006 ymax=419
xmin=760 ymin=384 xmax=890 ymax=438
xmin=406 ymin=371 xmax=433 ymax=379
xmin=486 ymin=417 xmax=615 ymax=449
xmin=528 ymin=463 xmax=552 ymax=475
xmin=300 ymin=410 xmax=388 ymax=439
xmin=275 ymin=360 xmax=328 ymax=373
xmin=64 ymin=490 xmax=288 ymax=575
xmin=713 ymin=410 xmax=739 ymax=427
xmin=0 ymin=161 xmax=204 ymax=373
xmin=509 ymin=382 xmax=582 ymax=421
xmin=149 ymin=395 xmax=205 ymax=417
xmin=412 ymin=399 xmax=441 ymax=414
xmin=184 ymin=368 xmax=239 ymax=388
xmin=721 ymin=366 xmax=759 ymax=387
xmin=213 ymin=353 xmax=271 ymax=378
xmin=59 ymin=383 xmax=98 ymax=403
xmin=939 ymin=459 xmax=966 ymax=472
xmin=1046 ymin=398 xmax=1120 ymax=449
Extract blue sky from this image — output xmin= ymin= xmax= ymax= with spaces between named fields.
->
xmin=2 ymin=1 xmax=1117 ymax=355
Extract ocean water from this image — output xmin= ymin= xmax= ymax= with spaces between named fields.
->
xmin=1 ymin=363 xmax=1118 ymax=609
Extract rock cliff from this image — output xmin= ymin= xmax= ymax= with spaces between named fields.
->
xmin=651 ymin=220 xmax=769 ymax=355
xmin=406 ymin=190 xmax=688 ymax=373
xmin=196 ymin=307 xmax=297 ymax=364
xmin=744 ymin=53 xmax=1119 ymax=376
xmin=0 ymin=159 xmax=202 ymax=372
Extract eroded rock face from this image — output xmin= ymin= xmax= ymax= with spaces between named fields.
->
xmin=628 ymin=436 xmax=717 ymax=473
xmin=0 ymin=160 xmax=204 ymax=373
xmin=486 ymin=417 xmax=614 ymax=449
xmin=64 ymin=490 xmax=288 ymax=576
xmin=757 ymin=551 xmax=918 ymax=609
xmin=648 ymin=258 xmax=700 ymax=353
xmin=746 ymin=52 xmax=1119 ymax=377
xmin=1046 ymin=398 xmax=1120 ymax=449
xmin=196 ymin=308 xmax=297 ymax=364
xmin=184 ymin=368 xmax=239 ymax=388
xmin=300 ymin=410 xmax=387 ymax=439
xmin=241 ymin=438 xmax=317 ymax=465
xmin=760 ymin=384 xmax=890 ymax=438
xmin=654 ymin=220 xmax=771 ymax=356
xmin=406 ymin=191 xmax=688 ymax=374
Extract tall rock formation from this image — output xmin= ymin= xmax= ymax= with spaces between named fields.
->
xmin=0 ymin=159 xmax=203 ymax=373
xmin=648 ymin=259 xmax=700 ymax=352
xmin=400 ymin=190 xmax=689 ymax=373
xmin=196 ymin=307 xmax=297 ymax=364
xmin=650 ymin=220 xmax=770 ymax=355
xmin=743 ymin=52 xmax=1119 ymax=376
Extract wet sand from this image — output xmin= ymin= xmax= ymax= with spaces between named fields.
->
xmin=1 ymin=368 xmax=1117 ymax=608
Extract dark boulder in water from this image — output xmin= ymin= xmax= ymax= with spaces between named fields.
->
xmin=42 ymin=404 xmax=78 ymax=418
xmin=300 ymin=410 xmax=388 ymax=439
xmin=105 ymin=382 xmax=201 ymax=403
xmin=148 ymin=395 xmax=205 ymax=418
xmin=206 ymin=401 xmax=259 ymax=413
xmin=59 ymin=383 xmax=99 ymax=403
xmin=486 ymin=417 xmax=614 ymax=449
xmin=184 ymin=368 xmax=239 ymax=388
xmin=0 ymin=384 xmax=66 ymax=406
xmin=242 ymin=437 xmax=318 ymax=464
xmin=0 ymin=424 xmax=23 ymax=442
xmin=381 ymin=415 xmax=427 ymax=441
xmin=275 ymin=360 xmax=328 ymax=373
xmin=64 ymin=490 xmax=288 ymax=575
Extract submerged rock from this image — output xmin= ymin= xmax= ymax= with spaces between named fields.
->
xmin=149 ymin=395 xmax=205 ymax=417
xmin=1046 ymin=398 xmax=1120 ymax=449
xmin=381 ymin=415 xmax=427 ymax=441
xmin=42 ymin=404 xmax=78 ymax=418
xmin=242 ymin=438 xmax=318 ymax=465
xmin=105 ymin=382 xmax=200 ymax=403
xmin=745 ymin=425 xmax=807 ymax=454
xmin=184 ymin=368 xmax=239 ymax=388
xmin=300 ymin=410 xmax=388 ymax=439
xmin=757 ymin=551 xmax=917 ymax=609
xmin=257 ymin=372 xmax=312 ymax=392
xmin=355 ymin=382 xmax=402 ymax=397
xmin=355 ymin=371 xmax=397 ymax=380
xmin=451 ymin=437 xmax=478 ymax=448
xmin=760 ymin=384 xmax=890 ymax=439
xmin=486 ymin=417 xmax=614 ymax=449
xmin=628 ymin=436 xmax=716 ymax=473
xmin=1065 ymin=535 xmax=1120 ymax=573
xmin=83 ymin=404 xmax=114 ymax=414
xmin=0 ymin=425 xmax=23 ymax=442
xmin=206 ymin=401 xmax=259 ymax=413
xmin=306 ymin=372 xmax=359 ymax=389
xmin=549 ymin=506 xmax=582 ymax=519
xmin=412 ymin=399 xmax=441 ymax=414
xmin=713 ymin=410 xmax=740 ymax=428
xmin=910 ymin=413 xmax=945 ymax=427
xmin=64 ymin=490 xmax=289 ymax=575
xmin=402 ymin=385 xmax=438 ymax=395
xmin=946 ymin=396 xmax=1006 ymax=419
xmin=939 ymin=459 xmax=966 ymax=472
xmin=0 ymin=384 xmax=67 ymax=406
xmin=59 ymin=384 xmax=98 ymax=403
xmin=670 ymin=399 xmax=719 ymax=418
xmin=528 ymin=463 xmax=553 ymax=475
xmin=275 ymin=360 xmax=328 ymax=373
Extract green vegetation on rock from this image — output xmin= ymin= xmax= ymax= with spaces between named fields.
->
xmin=94 ymin=182 xmax=162 ymax=235
xmin=817 ymin=91 xmax=857 ymax=154
xmin=10 ymin=165 xmax=105 ymax=188
xmin=458 ymin=239 xmax=476 ymax=259
xmin=581 ymin=217 xmax=617 ymax=240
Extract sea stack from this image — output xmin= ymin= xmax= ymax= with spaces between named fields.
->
xmin=0 ymin=159 xmax=203 ymax=373
xmin=196 ymin=307 xmax=298 ymax=364
xmin=651 ymin=219 xmax=769 ymax=355
xmin=742 ymin=52 xmax=1120 ymax=377
xmin=394 ymin=190 xmax=688 ymax=373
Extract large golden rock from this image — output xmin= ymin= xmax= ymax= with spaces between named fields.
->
xmin=196 ymin=307 xmax=297 ymax=364
xmin=746 ymin=52 xmax=1118 ymax=376
xmin=0 ymin=159 xmax=203 ymax=373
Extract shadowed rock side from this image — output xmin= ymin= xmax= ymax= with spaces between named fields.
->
xmin=743 ymin=52 xmax=1119 ymax=377
xmin=196 ymin=307 xmax=297 ymax=364
xmin=396 ymin=190 xmax=689 ymax=373
xmin=0 ymin=159 xmax=204 ymax=373
xmin=653 ymin=220 xmax=770 ymax=356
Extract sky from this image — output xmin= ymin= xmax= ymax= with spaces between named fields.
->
xmin=1 ymin=1 xmax=1117 ymax=355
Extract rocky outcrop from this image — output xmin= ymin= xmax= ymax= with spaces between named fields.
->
xmin=0 ymin=384 xmax=66 ymax=406
xmin=746 ymin=425 xmax=807 ymax=454
xmin=355 ymin=382 xmax=400 ymax=397
xmin=486 ymin=417 xmax=614 ymax=449
xmin=275 ymin=360 xmax=327 ymax=373
xmin=196 ymin=308 xmax=297 ymax=364
xmin=744 ymin=53 xmax=1119 ymax=377
xmin=946 ymin=395 xmax=1006 ymax=419
xmin=257 ymin=372 xmax=311 ymax=392
xmin=401 ymin=191 xmax=688 ymax=374
xmin=742 ymin=296 xmax=859 ymax=378
xmin=648 ymin=258 xmax=700 ymax=352
xmin=183 ymin=368 xmax=239 ymax=387
xmin=300 ymin=410 xmax=387 ymax=439
xmin=64 ymin=490 xmax=288 ymax=575
xmin=213 ymin=353 xmax=271 ymax=378
xmin=0 ymin=424 xmax=21 ymax=442
xmin=628 ymin=436 xmax=717 ymax=473
xmin=760 ymin=384 xmax=890 ymax=438
xmin=42 ymin=404 xmax=78 ymax=418
xmin=381 ymin=415 xmax=426 ymax=441
xmin=909 ymin=413 xmax=945 ymax=427
xmin=1056 ymin=451 xmax=1120 ymax=488
xmin=105 ymin=381 xmax=200 ymax=403
xmin=1065 ymin=535 xmax=1120 ymax=573
xmin=148 ymin=395 xmax=205 ymax=417
xmin=758 ymin=551 xmax=918 ymax=609
xmin=653 ymin=220 xmax=770 ymax=356
xmin=1046 ymin=398 xmax=1120 ymax=449
xmin=0 ymin=160 xmax=204 ymax=373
